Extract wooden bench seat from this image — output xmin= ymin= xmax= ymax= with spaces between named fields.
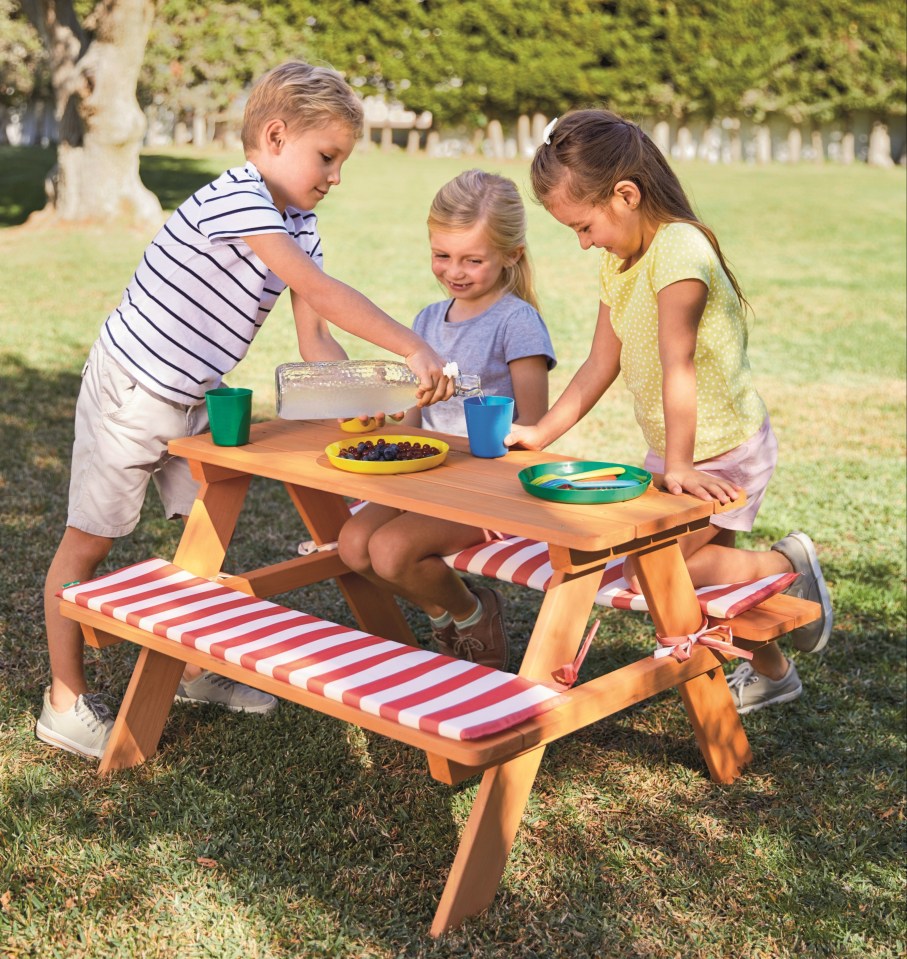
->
xmin=331 ymin=505 xmax=821 ymax=643
xmin=440 ymin=535 xmax=821 ymax=643
xmin=57 ymin=559 xmax=569 ymax=773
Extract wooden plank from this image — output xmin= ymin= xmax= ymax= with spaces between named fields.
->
xmin=431 ymin=749 xmax=545 ymax=936
xmin=82 ymin=624 xmax=127 ymax=649
xmin=99 ymin=647 xmax=185 ymax=772
xmin=218 ymin=552 xmax=349 ymax=597
xmin=722 ymin=593 xmax=820 ymax=643
xmin=172 ymin=472 xmax=250 ymax=576
xmin=61 ymin=601 xmax=530 ymax=768
xmin=169 ymin=423 xmax=722 ymax=552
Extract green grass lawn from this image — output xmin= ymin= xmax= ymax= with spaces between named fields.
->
xmin=0 ymin=146 xmax=904 ymax=958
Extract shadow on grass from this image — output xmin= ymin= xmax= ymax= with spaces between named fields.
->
xmin=138 ymin=152 xmax=232 ymax=211
xmin=0 ymin=147 xmax=228 ymax=226
xmin=0 ymin=146 xmax=58 ymax=227
xmin=1 ymin=353 xmax=904 ymax=954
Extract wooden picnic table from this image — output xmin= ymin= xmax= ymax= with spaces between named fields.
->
xmin=102 ymin=417 xmax=757 ymax=934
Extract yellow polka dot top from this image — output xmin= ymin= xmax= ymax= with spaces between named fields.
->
xmin=599 ymin=221 xmax=767 ymax=460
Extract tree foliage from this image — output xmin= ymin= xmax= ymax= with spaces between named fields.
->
xmin=0 ymin=0 xmax=47 ymax=107
xmin=10 ymin=0 xmax=907 ymax=130
xmin=140 ymin=1 xmax=305 ymax=122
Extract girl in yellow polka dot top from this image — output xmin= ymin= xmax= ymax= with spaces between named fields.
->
xmin=505 ymin=109 xmax=833 ymax=714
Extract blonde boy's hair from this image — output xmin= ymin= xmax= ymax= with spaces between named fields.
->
xmin=428 ymin=169 xmax=540 ymax=312
xmin=242 ymin=61 xmax=364 ymax=151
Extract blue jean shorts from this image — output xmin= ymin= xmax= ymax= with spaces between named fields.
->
xmin=67 ymin=341 xmax=208 ymax=537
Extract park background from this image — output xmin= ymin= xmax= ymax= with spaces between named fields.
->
xmin=1 ymin=2 xmax=905 ymax=957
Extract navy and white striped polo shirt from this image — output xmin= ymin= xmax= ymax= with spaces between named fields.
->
xmin=100 ymin=161 xmax=322 ymax=406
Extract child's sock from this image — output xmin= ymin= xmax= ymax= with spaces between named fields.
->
xmin=428 ymin=611 xmax=453 ymax=629
xmin=453 ymin=596 xmax=483 ymax=630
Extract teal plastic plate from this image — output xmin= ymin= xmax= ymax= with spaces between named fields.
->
xmin=518 ymin=460 xmax=652 ymax=505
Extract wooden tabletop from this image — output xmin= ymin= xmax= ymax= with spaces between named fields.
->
xmin=169 ymin=419 xmax=729 ymax=554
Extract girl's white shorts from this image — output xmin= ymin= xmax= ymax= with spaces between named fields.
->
xmin=644 ymin=416 xmax=778 ymax=532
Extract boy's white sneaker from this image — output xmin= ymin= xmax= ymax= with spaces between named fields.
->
xmin=35 ymin=687 xmax=114 ymax=759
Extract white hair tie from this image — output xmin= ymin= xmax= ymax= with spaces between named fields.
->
xmin=543 ymin=116 xmax=558 ymax=145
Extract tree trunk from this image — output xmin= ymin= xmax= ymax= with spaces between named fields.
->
xmin=21 ymin=0 xmax=162 ymax=226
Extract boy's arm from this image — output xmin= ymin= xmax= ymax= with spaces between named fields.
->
xmin=290 ymin=292 xmax=348 ymax=361
xmin=245 ymin=232 xmax=450 ymax=405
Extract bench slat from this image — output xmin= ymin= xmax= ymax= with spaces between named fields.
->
xmin=58 ymin=560 xmax=567 ymax=755
xmin=441 ymin=535 xmax=817 ymax=643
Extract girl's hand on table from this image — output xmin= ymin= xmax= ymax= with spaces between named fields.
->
xmin=663 ymin=466 xmax=741 ymax=504
xmin=504 ymin=424 xmax=547 ymax=451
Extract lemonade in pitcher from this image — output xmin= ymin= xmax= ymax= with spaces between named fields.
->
xmin=275 ymin=360 xmax=482 ymax=420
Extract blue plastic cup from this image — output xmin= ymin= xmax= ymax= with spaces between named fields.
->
xmin=463 ymin=395 xmax=514 ymax=458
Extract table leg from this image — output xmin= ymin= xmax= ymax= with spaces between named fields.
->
xmin=98 ymin=648 xmax=185 ymax=772
xmin=431 ymin=567 xmax=603 ymax=934
xmin=430 ymin=749 xmax=544 ymax=936
xmin=173 ymin=472 xmax=251 ymax=576
xmin=634 ymin=541 xmax=752 ymax=784
xmin=101 ymin=470 xmax=251 ymax=771
xmin=284 ymin=483 xmax=416 ymax=645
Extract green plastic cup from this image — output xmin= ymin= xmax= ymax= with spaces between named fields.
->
xmin=205 ymin=387 xmax=252 ymax=446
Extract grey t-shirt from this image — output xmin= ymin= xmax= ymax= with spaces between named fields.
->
xmin=413 ymin=293 xmax=556 ymax=435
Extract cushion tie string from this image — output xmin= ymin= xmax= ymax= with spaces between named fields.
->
xmin=548 ymin=619 xmax=600 ymax=689
xmin=653 ymin=617 xmax=753 ymax=663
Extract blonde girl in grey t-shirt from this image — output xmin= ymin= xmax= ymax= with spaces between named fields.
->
xmin=338 ymin=170 xmax=556 ymax=670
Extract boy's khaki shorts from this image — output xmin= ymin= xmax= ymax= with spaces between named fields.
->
xmin=67 ymin=340 xmax=208 ymax=538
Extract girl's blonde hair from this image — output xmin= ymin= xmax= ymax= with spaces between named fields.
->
xmin=242 ymin=61 xmax=364 ymax=151
xmin=531 ymin=109 xmax=748 ymax=311
xmin=428 ymin=169 xmax=540 ymax=311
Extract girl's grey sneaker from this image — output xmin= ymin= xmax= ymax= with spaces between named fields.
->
xmin=771 ymin=531 xmax=833 ymax=653
xmin=727 ymin=660 xmax=802 ymax=715
xmin=175 ymin=672 xmax=278 ymax=714
xmin=35 ymin=688 xmax=114 ymax=759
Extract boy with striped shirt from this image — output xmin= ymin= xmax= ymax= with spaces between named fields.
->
xmin=37 ymin=61 xmax=452 ymax=760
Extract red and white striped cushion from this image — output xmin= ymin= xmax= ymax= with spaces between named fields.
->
xmin=442 ymin=536 xmax=797 ymax=620
xmin=58 ymin=559 xmax=566 ymax=741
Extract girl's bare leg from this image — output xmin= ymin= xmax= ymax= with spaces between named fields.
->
xmin=366 ymin=513 xmax=490 ymax=620
xmin=337 ymin=502 xmax=403 ymax=583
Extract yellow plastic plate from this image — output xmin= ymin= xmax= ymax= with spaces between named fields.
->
xmin=339 ymin=413 xmax=407 ymax=434
xmin=325 ymin=435 xmax=449 ymax=474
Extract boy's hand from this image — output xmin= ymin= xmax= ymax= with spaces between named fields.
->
xmin=406 ymin=346 xmax=453 ymax=407
xmin=504 ymin=424 xmax=546 ymax=451
xmin=663 ymin=466 xmax=741 ymax=504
